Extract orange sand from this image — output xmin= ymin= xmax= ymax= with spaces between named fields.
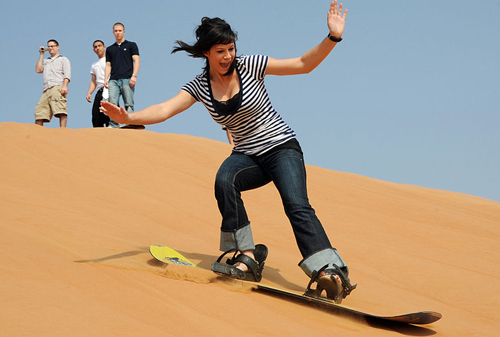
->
xmin=0 ymin=122 xmax=499 ymax=336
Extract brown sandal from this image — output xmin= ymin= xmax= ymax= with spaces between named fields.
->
xmin=211 ymin=244 xmax=268 ymax=282
xmin=305 ymin=264 xmax=357 ymax=304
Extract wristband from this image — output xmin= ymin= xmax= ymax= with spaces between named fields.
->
xmin=328 ymin=33 xmax=342 ymax=43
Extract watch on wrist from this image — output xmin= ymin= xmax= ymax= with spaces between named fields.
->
xmin=328 ymin=33 xmax=342 ymax=43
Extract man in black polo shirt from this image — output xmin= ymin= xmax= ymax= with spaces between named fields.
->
xmin=104 ymin=22 xmax=141 ymax=128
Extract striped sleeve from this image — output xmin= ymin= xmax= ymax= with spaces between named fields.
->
xmin=241 ymin=55 xmax=268 ymax=81
xmin=181 ymin=74 xmax=205 ymax=102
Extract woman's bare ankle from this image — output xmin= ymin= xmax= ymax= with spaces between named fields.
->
xmin=235 ymin=250 xmax=255 ymax=272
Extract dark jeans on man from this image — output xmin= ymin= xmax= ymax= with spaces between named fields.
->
xmin=92 ymin=88 xmax=110 ymax=127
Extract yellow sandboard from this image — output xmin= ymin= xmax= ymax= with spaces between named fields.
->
xmin=149 ymin=245 xmax=197 ymax=267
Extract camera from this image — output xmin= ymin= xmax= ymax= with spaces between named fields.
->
xmin=40 ymin=47 xmax=49 ymax=52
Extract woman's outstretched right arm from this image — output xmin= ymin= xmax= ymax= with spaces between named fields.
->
xmin=100 ymin=90 xmax=196 ymax=125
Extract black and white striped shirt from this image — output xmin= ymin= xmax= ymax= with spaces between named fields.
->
xmin=182 ymin=55 xmax=296 ymax=156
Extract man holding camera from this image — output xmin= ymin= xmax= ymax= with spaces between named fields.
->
xmin=35 ymin=39 xmax=71 ymax=127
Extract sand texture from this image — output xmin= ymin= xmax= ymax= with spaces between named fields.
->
xmin=1 ymin=122 xmax=499 ymax=336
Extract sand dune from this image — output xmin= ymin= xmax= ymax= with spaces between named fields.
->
xmin=1 ymin=122 xmax=499 ymax=336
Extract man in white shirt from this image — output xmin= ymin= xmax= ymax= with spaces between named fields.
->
xmin=86 ymin=40 xmax=110 ymax=127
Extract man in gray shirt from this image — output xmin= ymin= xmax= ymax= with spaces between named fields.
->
xmin=35 ymin=39 xmax=71 ymax=127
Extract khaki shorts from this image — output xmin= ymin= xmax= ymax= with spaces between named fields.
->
xmin=34 ymin=85 xmax=67 ymax=122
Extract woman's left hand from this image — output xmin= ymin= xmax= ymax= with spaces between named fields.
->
xmin=327 ymin=1 xmax=348 ymax=39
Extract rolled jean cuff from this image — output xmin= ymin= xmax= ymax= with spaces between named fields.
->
xmin=298 ymin=248 xmax=347 ymax=277
xmin=219 ymin=223 xmax=255 ymax=252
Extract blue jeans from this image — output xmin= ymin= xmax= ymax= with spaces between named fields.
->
xmin=214 ymin=145 xmax=347 ymax=277
xmin=108 ymin=79 xmax=134 ymax=127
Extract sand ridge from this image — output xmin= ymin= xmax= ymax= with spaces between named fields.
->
xmin=1 ymin=122 xmax=499 ymax=336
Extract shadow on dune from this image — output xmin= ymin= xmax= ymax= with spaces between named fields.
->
xmin=74 ymin=248 xmax=147 ymax=263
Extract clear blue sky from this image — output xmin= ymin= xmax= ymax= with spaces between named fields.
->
xmin=1 ymin=1 xmax=499 ymax=202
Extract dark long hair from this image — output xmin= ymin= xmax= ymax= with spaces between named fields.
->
xmin=172 ymin=17 xmax=238 ymax=75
